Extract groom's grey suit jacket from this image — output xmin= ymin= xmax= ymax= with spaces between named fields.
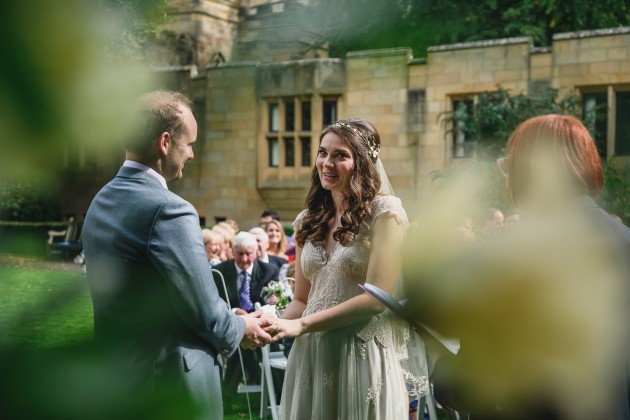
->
xmin=83 ymin=166 xmax=244 ymax=419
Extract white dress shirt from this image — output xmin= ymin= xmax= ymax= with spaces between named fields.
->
xmin=123 ymin=160 xmax=168 ymax=190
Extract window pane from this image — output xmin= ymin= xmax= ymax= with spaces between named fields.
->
xmin=301 ymin=101 xmax=311 ymax=131
xmin=284 ymin=137 xmax=295 ymax=166
xmin=452 ymin=99 xmax=473 ymax=158
xmin=583 ymin=92 xmax=608 ymax=157
xmin=268 ymin=138 xmax=279 ymax=167
xmin=407 ymin=89 xmax=426 ymax=132
xmin=269 ymin=103 xmax=279 ymax=132
xmin=615 ymin=92 xmax=630 ymax=156
xmin=301 ymin=137 xmax=311 ymax=167
xmin=285 ymin=101 xmax=295 ymax=132
xmin=323 ymin=99 xmax=337 ymax=127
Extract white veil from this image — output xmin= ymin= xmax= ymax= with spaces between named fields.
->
xmin=376 ymin=158 xmax=396 ymax=196
xmin=374 ymin=157 xmax=430 ymax=400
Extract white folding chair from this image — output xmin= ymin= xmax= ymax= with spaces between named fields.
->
xmin=259 ymin=343 xmax=288 ymax=420
xmin=211 ymin=268 xmax=258 ymax=420
xmin=425 ymin=386 xmax=439 ymax=420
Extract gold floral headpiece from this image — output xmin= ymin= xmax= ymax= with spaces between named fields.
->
xmin=326 ymin=122 xmax=381 ymax=161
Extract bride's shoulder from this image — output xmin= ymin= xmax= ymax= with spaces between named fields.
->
xmin=370 ymin=194 xmax=403 ymax=212
xmin=370 ymin=195 xmax=408 ymax=227
xmin=293 ymin=209 xmax=309 ymax=230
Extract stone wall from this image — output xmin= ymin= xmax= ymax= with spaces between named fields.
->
xmin=152 ymin=0 xmax=243 ymax=68
xmin=171 ymin=63 xmax=268 ymax=228
xmin=345 ymin=48 xmax=418 ymax=206
xmin=552 ymin=28 xmax=630 ymax=91
xmin=407 ymin=37 xmax=532 ymax=194
xmin=150 ymin=1 xmax=326 ymax=69
xmin=235 ymin=0 xmax=327 ymax=62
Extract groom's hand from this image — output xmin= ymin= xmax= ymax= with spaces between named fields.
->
xmin=240 ymin=315 xmax=274 ymax=350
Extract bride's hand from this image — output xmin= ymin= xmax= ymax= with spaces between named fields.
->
xmin=266 ymin=318 xmax=304 ymax=341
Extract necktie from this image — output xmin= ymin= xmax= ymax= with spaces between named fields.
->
xmin=239 ymin=271 xmax=254 ymax=312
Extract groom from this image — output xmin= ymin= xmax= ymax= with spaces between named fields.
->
xmin=83 ymin=90 xmax=274 ymax=419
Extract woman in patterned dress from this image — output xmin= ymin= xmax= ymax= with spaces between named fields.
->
xmin=271 ymin=118 xmax=428 ymax=419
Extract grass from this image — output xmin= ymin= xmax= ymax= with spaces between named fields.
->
xmin=0 ymin=266 xmax=268 ymax=419
xmin=0 ymin=267 xmax=93 ymax=349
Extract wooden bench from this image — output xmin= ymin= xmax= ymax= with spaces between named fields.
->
xmin=47 ymin=216 xmax=83 ymax=260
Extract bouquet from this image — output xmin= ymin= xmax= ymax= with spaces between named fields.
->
xmin=262 ymin=280 xmax=291 ymax=310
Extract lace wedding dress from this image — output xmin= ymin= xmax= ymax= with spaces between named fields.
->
xmin=280 ymin=195 xmax=429 ymax=420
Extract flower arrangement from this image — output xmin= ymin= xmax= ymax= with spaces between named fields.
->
xmin=73 ymin=251 xmax=85 ymax=265
xmin=262 ymin=280 xmax=291 ymax=310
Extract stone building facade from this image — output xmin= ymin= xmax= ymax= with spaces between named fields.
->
xmin=62 ymin=0 xmax=630 ymax=228
xmin=144 ymin=0 xmax=326 ymax=69
xmin=156 ymin=23 xmax=630 ymax=228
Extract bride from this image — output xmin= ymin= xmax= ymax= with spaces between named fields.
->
xmin=271 ymin=118 xmax=428 ymax=419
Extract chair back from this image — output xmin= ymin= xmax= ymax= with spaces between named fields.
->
xmin=64 ymin=217 xmax=76 ymax=242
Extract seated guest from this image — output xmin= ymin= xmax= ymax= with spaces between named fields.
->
xmin=265 ymin=219 xmax=288 ymax=259
xmin=223 ymin=218 xmax=239 ymax=234
xmin=260 ymin=209 xmax=280 ymax=227
xmin=212 ymin=232 xmax=279 ymax=395
xmin=202 ymin=228 xmax=222 ymax=266
xmin=248 ymin=227 xmax=288 ymax=270
xmin=212 ymin=224 xmax=234 ymax=261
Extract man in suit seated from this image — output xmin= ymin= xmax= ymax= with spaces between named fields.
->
xmin=249 ymin=227 xmax=288 ymax=270
xmin=213 ymin=232 xmax=280 ymax=396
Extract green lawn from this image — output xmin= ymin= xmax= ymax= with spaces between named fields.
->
xmin=0 ymin=266 xmax=268 ymax=419
xmin=0 ymin=267 xmax=93 ymax=349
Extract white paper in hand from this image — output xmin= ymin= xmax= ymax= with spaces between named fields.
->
xmin=359 ymin=283 xmax=460 ymax=355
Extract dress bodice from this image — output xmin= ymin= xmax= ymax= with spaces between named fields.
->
xmin=293 ymin=195 xmax=409 ymax=346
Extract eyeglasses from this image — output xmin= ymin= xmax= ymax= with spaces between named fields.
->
xmin=496 ymin=157 xmax=509 ymax=177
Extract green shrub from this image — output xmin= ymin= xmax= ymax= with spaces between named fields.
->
xmin=600 ymin=160 xmax=630 ymax=223
xmin=0 ymin=180 xmax=61 ymax=222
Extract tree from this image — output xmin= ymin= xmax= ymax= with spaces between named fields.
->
xmin=97 ymin=0 xmax=170 ymax=60
xmin=314 ymin=0 xmax=630 ymax=57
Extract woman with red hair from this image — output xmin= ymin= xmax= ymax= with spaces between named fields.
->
xmin=499 ymin=114 xmax=604 ymax=207
xmin=408 ymin=114 xmax=630 ymax=419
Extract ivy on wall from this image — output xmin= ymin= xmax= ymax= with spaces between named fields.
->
xmin=438 ymin=87 xmax=630 ymax=223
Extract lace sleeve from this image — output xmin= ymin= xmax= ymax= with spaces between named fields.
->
xmin=293 ymin=209 xmax=308 ymax=232
xmin=371 ymin=195 xmax=409 ymax=230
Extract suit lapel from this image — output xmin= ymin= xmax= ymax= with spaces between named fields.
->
xmin=228 ymin=261 xmax=239 ymax=306
xmin=250 ymin=261 xmax=262 ymax=302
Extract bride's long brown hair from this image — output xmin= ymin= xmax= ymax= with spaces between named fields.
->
xmin=296 ymin=118 xmax=381 ymax=248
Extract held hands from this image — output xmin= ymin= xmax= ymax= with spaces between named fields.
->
xmin=240 ymin=311 xmax=306 ymax=349
xmin=264 ymin=318 xmax=305 ymax=341
xmin=240 ymin=311 xmax=275 ymax=350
